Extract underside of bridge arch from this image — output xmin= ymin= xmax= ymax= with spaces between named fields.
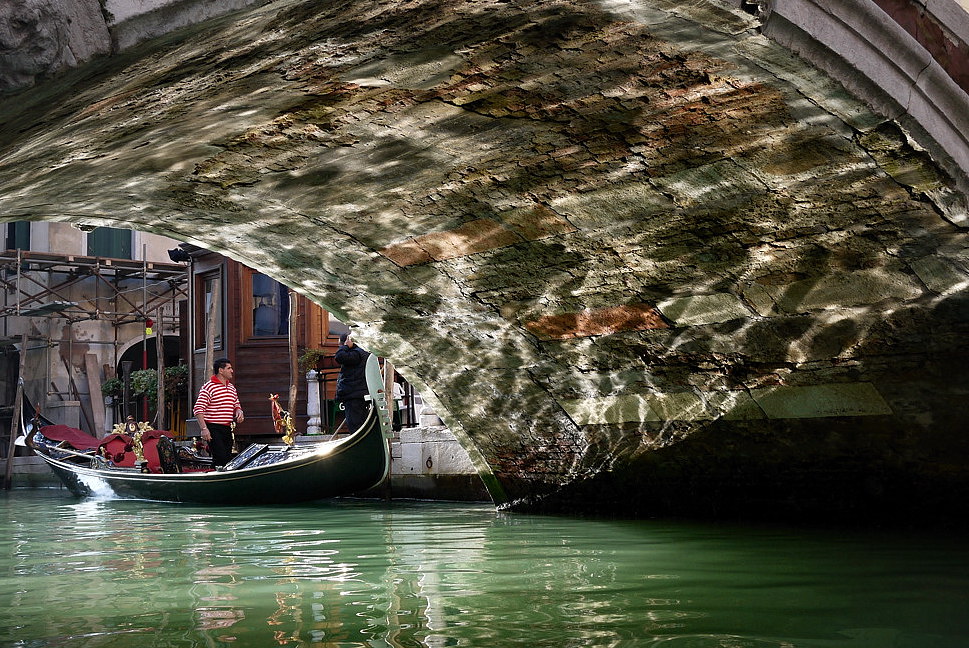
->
xmin=2 ymin=0 xmax=969 ymax=523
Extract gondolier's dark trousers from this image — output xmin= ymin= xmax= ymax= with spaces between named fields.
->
xmin=208 ymin=423 xmax=234 ymax=467
xmin=341 ymin=398 xmax=367 ymax=435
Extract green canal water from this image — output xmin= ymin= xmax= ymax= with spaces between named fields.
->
xmin=1 ymin=489 xmax=967 ymax=648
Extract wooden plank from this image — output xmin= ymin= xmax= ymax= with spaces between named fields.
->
xmin=203 ymin=276 xmax=220 ymax=384
xmin=156 ymin=323 xmax=165 ymax=430
xmin=288 ymin=290 xmax=298 ymax=416
xmin=84 ymin=353 xmax=106 ymax=433
xmin=62 ymin=357 xmax=95 ymax=434
xmin=3 ymin=333 xmax=28 ymax=489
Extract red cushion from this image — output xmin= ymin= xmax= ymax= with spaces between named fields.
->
xmin=39 ymin=424 xmax=100 ymax=451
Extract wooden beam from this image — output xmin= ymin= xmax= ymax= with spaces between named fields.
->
xmin=3 ymin=333 xmax=28 ymax=490
xmin=84 ymin=353 xmax=106 ymax=434
xmin=62 ymin=357 xmax=94 ymax=435
xmin=203 ymin=276 xmax=221 ymax=384
xmin=156 ymin=320 xmax=165 ymax=430
xmin=288 ymin=290 xmax=298 ymax=418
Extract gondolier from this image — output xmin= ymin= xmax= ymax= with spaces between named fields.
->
xmin=335 ymin=334 xmax=371 ymax=434
xmin=194 ymin=357 xmax=245 ymax=467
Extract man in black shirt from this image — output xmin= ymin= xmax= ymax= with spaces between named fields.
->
xmin=335 ymin=333 xmax=371 ymax=434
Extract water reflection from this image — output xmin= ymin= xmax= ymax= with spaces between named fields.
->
xmin=1 ymin=490 xmax=968 ymax=647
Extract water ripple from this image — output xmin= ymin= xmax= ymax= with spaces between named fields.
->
xmin=2 ymin=491 xmax=968 ymax=647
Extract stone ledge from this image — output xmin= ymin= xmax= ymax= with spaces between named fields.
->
xmin=763 ymin=0 xmax=969 ymax=200
xmin=559 ymin=381 xmax=892 ymax=424
xmin=751 ymin=382 xmax=892 ymax=419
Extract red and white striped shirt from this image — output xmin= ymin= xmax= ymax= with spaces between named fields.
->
xmin=193 ymin=377 xmax=243 ymax=425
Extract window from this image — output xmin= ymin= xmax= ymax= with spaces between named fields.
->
xmin=250 ymin=273 xmax=290 ymax=337
xmin=329 ymin=316 xmax=349 ymax=340
xmin=196 ymin=272 xmax=223 ymax=350
xmin=87 ymin=227 xmax=132 ymax=259
xmin=5 ymin=222 xmax=30 ymax=250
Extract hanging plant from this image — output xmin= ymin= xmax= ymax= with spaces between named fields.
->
xmin=101 ymin=377 xmax=123 ymax=398
xmin=298 ymin=348 xmax=327 ymax=372
xmin=130 ymin=369 xmax=158 ymax=399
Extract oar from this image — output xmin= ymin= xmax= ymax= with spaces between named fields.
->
xmin=49 ymin=445 xmax=97 ymax=461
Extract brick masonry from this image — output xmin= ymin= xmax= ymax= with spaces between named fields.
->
xmin=1 ymin=0 xmax=969 ymax=523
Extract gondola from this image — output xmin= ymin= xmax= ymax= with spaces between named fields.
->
xmin=23 ymin=355 xmax=393 ymax=504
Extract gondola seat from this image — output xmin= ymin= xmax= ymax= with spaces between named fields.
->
xmin=155 ymin=435 xmax=181 ymax=474
xmin=97 ymin=430 xmax=174 ymax=472
xmin=39 ymin=425 xmax=101 ymax=451
xmin=98 ymin=433 xmax=137 ymax=467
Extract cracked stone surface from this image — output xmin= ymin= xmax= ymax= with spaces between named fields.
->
xmin=2 ymin=0 xmax=969 ymax=521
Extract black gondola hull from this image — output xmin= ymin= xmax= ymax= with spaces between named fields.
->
xmin=24 ymin=355 xmax=393 ymax=505
xmin=37 ymin=417 xmax=389 ymax=504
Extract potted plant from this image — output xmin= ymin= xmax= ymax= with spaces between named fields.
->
xmin=130 ymin=369 xmax=157 ymax=415
xmin=101 ymin=377 xmax=123 ymax=404
xmin=164 ymin=364 xmax=189 ymax=400
xmin=298 ymin=347 xmax=327 ymax=373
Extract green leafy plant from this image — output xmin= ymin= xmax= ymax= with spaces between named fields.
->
xmin=130 ymin=369 xmax=158 ymax=398
xmin=164 ymin=364 xmax=189 ymax=399
xmin=101 ymin=377 xmax=123 ymax=398
xmin=298 ymin=348 xmax=327 ymax=373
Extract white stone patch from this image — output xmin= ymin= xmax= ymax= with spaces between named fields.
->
xmin=105 ymin=0 xmax=182 ymax=24
xmin=751 ymin=382 xmax=893 ymax=419
xmin=909 ymin=256 xmax=969 ymax=296
xmin=393 ymin=427 xmax=478 ymax=475
xmin=657 ymin=293 xmax=752 ymax=326
xmin=106 ymin=0 xmax=267 ymax=50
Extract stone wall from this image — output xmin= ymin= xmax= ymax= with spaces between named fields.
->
xmin=0 ymin=0 xmax=264 ymax=93
xmin=390 ymin=426 xmax=491 ymax=501
xmin=0 ymin=0 xmax=110 ymax=94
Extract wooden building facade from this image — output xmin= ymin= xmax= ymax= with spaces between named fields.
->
xmin=184 ymin=247 xmax=348 ymax=440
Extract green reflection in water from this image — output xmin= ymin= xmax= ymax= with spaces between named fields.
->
xmin=1 ymin=489 xmax=967 ymax=647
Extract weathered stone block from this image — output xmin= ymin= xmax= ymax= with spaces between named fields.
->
xmin=559 ymin=394 xmax=659 ymax=425
xmin=751 ymin=382 xmax=892 ymax=419
xmin=768 ymin=269 xmax=924 ymax=313
xmin=910 ymin=256 xmax=968 ymax=295
xmin=707 ymin=390 xmax=766 ymax=420
xmin=658 ymin=293 xmax=752 ymax=326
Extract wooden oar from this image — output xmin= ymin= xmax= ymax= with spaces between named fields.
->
xmin=50 ymin=445 xmax=97 ymax=461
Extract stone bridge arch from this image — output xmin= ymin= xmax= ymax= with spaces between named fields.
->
xmin=2 ymin=0 xmax=969 ymax=522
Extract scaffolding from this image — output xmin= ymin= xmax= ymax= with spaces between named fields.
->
xmin=0 ymin=248 xmax=189 ymax=438
xmin=0 ymin=249 xmax=188 ymax=326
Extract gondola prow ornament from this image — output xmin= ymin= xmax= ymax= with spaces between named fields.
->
xmin=269 ymin=394 xmax=297 ymax=446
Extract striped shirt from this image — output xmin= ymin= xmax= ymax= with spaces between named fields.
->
xmin=193 ymin=377 xmax=242 ymax=425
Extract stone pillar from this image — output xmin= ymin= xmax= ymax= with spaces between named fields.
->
xmin=305 ymin=370 xmax=321 ymax=436
xmin=420 ymin=403 xmax=443 ymax=427
xmin=104 ymin=396 xmax=115 ymax=434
